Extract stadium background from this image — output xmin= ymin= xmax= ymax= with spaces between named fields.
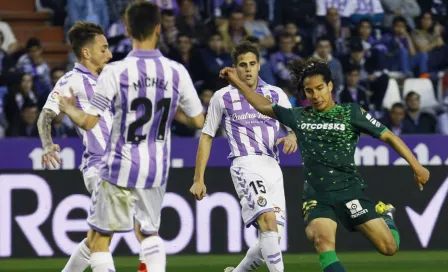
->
xmin=0 ymin=0 xmax=447 ymax=271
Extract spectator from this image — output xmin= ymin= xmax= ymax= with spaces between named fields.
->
xmin=106 ymin=0 xmax=132 ymax=24
xmin=283 ymin=21 xmax=313 ymax=57
xmin=270 ymin=34 xmax=300 ymax=87
xmin=176 ymin=0 xmax=209 ymax=45
xmin=246 ymin=36 xmax=276 ymax=85
xmin=3 ymin=73 xmax=39 ymax=126
xmin=159 ymin=9 xmax=179 ymax=55
xmin=16 ymin=38 xmax=52 ymax=98
xmin=0 ymin=31 xmax=16 ymax=86
xmin=282 ymin=0 xmax=317 ymax=28
xmin=255 ymin=0 xmax=283 ymax=28
xmin=213 ymin=0 xmax=243 ymax=20
xmin=314 ymin=7 xmax=351 ymax=57
xmin=7 ymin=100 xmax=39 ymax=137
xmin=357 ymin=19 xmax=378 ymax=51
xmin=51 ymin=67 xmax=65 ymax=88
xmin=316 ymin=0 xmax=357 ymax=19
xmin=380 ymin=102 xmax=406 ymax=136
xmin=36 ymin=0 xmax=67 ymax=26
xmin=416 ymin=0 xmax=448 ymax=25
xmin=149 ymin=0 xmax=180 ymax=12
xmin=412 ymin=12 xmax=448 ymax=72
xmin=242 ymin=0 xmax=275 ymax=50
xmin=200 ymin=33 xmax=232 ymax=90
xmin=381 ymin=0 xmax=421 ymax=29
xmin=0 ymin=21 xmax=18 ymax=53
xmin=351 ymin=0 xmax=385 ymax=25
xmin=402 ymin=91 xmax=437 ymax=134
xmin=381 ymin=16 xmax=427 ymax=76
xmin=218 ymin=7 xmax=250 ymax=51
xmin=313 ymin=36 xmax=344 ymax=92
xmin=65 ymin=0 xmax=109 ymax=35
xmin=437 ymin=96 xmax=448 ymax=135
xmin=337 ymin=64 xmax=369 ymax=109
xmin=51 ymin=113 xmax=77 ymax=138
xmin=168 ymin=33 xmax=203 ymax=83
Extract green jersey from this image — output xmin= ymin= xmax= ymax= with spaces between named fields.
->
xmin=273 ymin=103 xmax=388 ymax=193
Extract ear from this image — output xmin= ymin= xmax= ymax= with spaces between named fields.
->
xmin=328 ymin=81 xmax=334 ymax=93
xmin=126 ymin=25 xmax=131 ymax=37
xmin=155 ymin=24 xmax=161 ymax=36
xmin=81 ymin=47 xmax=90 ymax=60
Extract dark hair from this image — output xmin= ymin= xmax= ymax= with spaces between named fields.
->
xmin=406 ymin=91 xmax=420 ymax=100
xmin=51 ymin=67 xmax=65 ymax=76
xmin=289 ymin=57 xmax=332 ymax=98
xmin=161 ymin=9 xmax=175 ymax=17
xmin=230 ymin=6 xmax=244 ymax=15
xmin=245 ymin=35 xmax=260 ymax=44
xmin=349 ymin=37 xmax=364 ymax=52
xmin=359 ymin=18 xmax=372 ymax=26
xmin=392 ymin=16 xmax=407 ymax=27
xmin=278 ymin=33 xmax=292 ymax=42
xmin=22 ymin=99 xmax=38 ymax=111
xmin=26 ymin=37 xmax=42 ymax=50
xmin=231 ymin=41 xmax=259 ymax=64
xmin=316 ymin=35 xmax=332 ymax=45
xmin=177 ymin=32 xmax=191 ymax=41
xmin=345 ymin=64 xmax=361 ymax=74
xmin=391 ymin=102 xmax=405 ymax=110
xmin=68 ymin=21 xmax=105 ymax=58
xmin=126 ymin=1 xmax=161 ymax=41
xmin=208 ymin=31 xmax=223 ymax=41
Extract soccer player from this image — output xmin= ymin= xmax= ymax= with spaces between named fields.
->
xmin=219 ymin=58 xmax=430 ymax=272
xmin=190 ymin=41 xmax=297 ymax=272
xmin=58 ymin=2 xmax=204 ymax=272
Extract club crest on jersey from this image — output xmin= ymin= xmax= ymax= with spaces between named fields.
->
xmin=257 ymin=196 xmax=267 ymax=207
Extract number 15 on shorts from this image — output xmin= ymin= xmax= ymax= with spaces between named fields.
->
xmin=249 ymin=180 xmax=266 ymax=194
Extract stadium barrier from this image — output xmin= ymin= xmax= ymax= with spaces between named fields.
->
xmin=1 ymin=166 xmax=447 ymax=258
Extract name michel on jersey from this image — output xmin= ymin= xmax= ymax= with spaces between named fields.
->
xmin=132 ymin=77 xmax=169 ymax=91
xmin=299 ymin=123 xmax=346 ymax=131
xmin=231 ymin=112 xmax=271 ymax=121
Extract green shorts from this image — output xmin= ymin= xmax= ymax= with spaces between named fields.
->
xmin=302 ymin=185 xmax=380 ymax=232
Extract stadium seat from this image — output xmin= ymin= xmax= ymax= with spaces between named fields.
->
xmin=382 ymin=78 xmax=402 ymax=109
xmin=403 ymin=78 xmax=439 ymax=109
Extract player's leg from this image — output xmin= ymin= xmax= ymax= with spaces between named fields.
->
xmin=134 ymin=221 xmax=148 ymax=272
xmin=356 ymin=202 xmax=399 ymax=256
xmin=87 ymin=180 xmax=135 ymax=272
xmin=302 ymin=198 xmax=346 ymax=272
xmin=134 ymin=185 xmax=167 ymax=272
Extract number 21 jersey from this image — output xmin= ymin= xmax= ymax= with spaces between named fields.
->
xmin=86 ymin=50 xmax=203 ymax=189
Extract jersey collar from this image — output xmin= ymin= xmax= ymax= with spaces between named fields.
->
xmin=127 ymin=49 xmax=162 ymax=59
xmin=73 ymin=63 xmax=98 ymax=80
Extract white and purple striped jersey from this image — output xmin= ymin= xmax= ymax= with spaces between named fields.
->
xmin=316 ymin=0 xmax=358 ymax=17
xmin=202 ymin=78 xmax=292 ymax=161
xmin=43 ymin=63 xmax=113 ymax=172
xmin=86 ymin=49 xmax=203 ymax=189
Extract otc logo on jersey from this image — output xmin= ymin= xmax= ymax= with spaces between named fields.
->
xmin=257 ymin=196 xmax=267 ymax=207
xmin=299 ymin=123 xmax=346 ymax=131
xmin=346 ymin=199 xmax=368 ymax=218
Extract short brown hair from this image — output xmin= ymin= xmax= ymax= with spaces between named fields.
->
xmin=68 ymin=21 xmax=104 ymax=58
xmin=231 ymin=41 xmax=259 ymax=64
xmin=126 ymin=1 xmax=161 ymax=41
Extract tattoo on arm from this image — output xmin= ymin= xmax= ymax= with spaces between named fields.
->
xmin=37 ymin=109 xmax=57 ymax=149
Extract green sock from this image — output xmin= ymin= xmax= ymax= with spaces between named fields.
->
xmin=319 ymin=251 xmax=346 ymax=271
xmin=383 ymin=215 xmax=400 ymax=249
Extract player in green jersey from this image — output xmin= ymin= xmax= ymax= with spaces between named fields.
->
xmin=219 ymin=57 xmax=430 ymax=272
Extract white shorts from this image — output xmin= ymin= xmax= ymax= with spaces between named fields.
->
xmin=230 ymin=155 xmax=286 ymax=228
xmin=82 ymin=166 xmax=98 ymax=194
xmin=87 ymin=180 xmax=166 ymax=234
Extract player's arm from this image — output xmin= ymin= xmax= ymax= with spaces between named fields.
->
xmin=58 ymin=88 xmax=99 ymax=130
xmin=177 ymin=65 xmax=205 ymax=129
xmin=174 ymin=108 xmax=204 ymax=129
xmin=37 ymin=108 xmax=61 ymax=168
xmin=351 ymin=104 xmax=429 ymax=190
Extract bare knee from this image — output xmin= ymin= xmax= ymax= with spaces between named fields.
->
xmin=256 ymin=212 xmax=278 ymax=232
xmin=134 ymin=221 xmax=159 ymax=243
xmin=90 ymin=231 xmax=112 ymax=253
xmin=377 ymin=240 xmax=398 ymax=256
xmin=305 ymin=223 xmax=336 ymax=253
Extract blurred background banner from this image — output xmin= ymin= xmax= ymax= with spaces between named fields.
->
xmin=1 ymin=166 xmax=447 ymax=258
xmin=1 ymin=136 xmax=448 ymax=169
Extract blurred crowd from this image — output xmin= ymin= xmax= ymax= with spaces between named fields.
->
xmin=0 ymin=0 xmax=448 ymax=139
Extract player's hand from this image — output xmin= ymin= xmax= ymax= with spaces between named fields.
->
xmin=59 ymin=87 xmax=77 ymax=114
xmin=219 ymin=67 xmax=240 ymax=86
xmin=190 ymin=181 xmax=207 ymax=201
xmin=276 ymin=133 xmax=298 ymax=154
xmin=414 ymin=166 xmax=430 ymax=191
xmin=41 ymin=144 xmax=62 ymax=169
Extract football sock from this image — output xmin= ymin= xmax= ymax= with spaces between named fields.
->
xmin=319 ymin=251 xmax=346 ymax=272
xmin=141 ymin=236 xmax=166 ymax=272
xmin=62 ymin=238 xmax=91 ymax=272
xmin=383 ymin=215 xmax=400 ymax=249
xmin=91 ymin=252 xmax=115 ymax=272
xmin=234 ymin=242 xmax=264 ymax=271
xmin=138 ymin=262 xmax=147 ymax=272
xmin=259 ymin=231 xmax=284 ymax=272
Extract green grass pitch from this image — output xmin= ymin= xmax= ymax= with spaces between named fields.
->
xmin=0 ymin=251 xmax=447 ymax=271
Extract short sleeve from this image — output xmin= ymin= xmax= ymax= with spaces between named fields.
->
xmin=350 ymin=104 xmax=387 ymax=138
xmin=178 ymin=66 xmax=203 ymax=117
xmin=272 ymin=104 xmax=297 ymax=130
xmin=42 ymin=80 xmax=71 ymax=115
xmin=86 ymin=65 xmax=117 ymax=117
xmin=202 ymin=94 xmax=224 ymax=137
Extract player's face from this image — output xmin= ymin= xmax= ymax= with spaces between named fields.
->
xmin=87 ymin=35 xmax=112 ymax=74
xmin=303 ymin=75 xmax=334 ymax=111
xmin=234 ymin=52 xmax=260 ymax=89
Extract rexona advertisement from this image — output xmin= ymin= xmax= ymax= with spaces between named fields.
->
xmin=0 ymin=167 xmax=447 ymax=257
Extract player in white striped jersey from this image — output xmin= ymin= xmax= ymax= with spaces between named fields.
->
xmin=190 ymin=41 xmax=298 ymax=272
xmin=58 ymin=2 xmax=204 ymax=272
xmin=38 ymin=21 xmax=117 ymax=272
